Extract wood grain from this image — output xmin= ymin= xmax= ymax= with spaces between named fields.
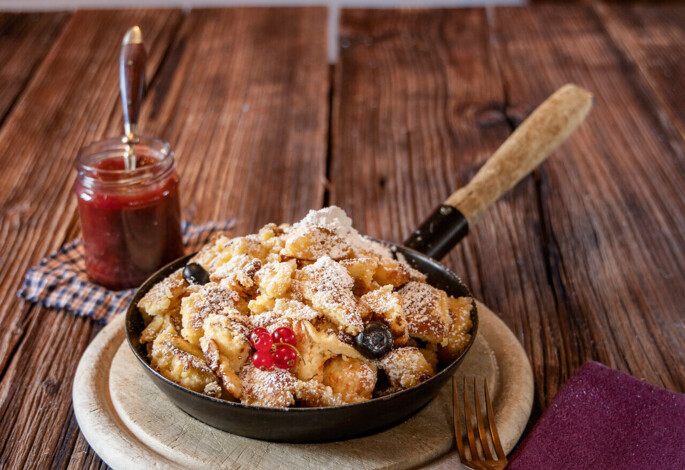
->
xmin=490 ymin=4 xmax=684 ymax=395
xmin=0 ymin=11 xmax=184 ymax=468
xmin=0 ymin=13 xmax=69 ymax=124
xmin=0 ymin=4 xmax=682 ymax=469
xmin=0 ymin=8 xmax=328 ymax=469
xmin=332 ymin=8 xmax=563 ymax=421
xmin=333 ymin=5 xmax=684 ymax=426
xmin=136 ymin=8 xmax=329 ymax=234
xmin=594 ymin=3 xmax=685 ymax=139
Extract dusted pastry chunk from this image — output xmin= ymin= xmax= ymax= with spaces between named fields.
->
xmin=323 ymin=356 xmax=377 ymax=403
xmin=379 ymin=347 xmax=434 ymax=389
xmin=201 ymin=338 xmax=242 ymax=400
xmin=137 ymin=268 xmax=187 ymax=318
xmin=294 ymin=380 xmax=344 ymax=407
xmin=250 ymin=299 xmax=321 ymax=332
xmin=373 ymin=257 xmax=410 ymax=288
xmin=211 ymin=254 xmax=262 ymax=296
xmin=241 ymin=365 xmax=297 ymax=408
xmin=397 ymin=281 xmax=452 ymax=344
xmin=437 ymin=296 xmax=473 ymax=362
xmin=201 ymin=314 xmax=252 ymax=373
xmin=150 ymin=331 xmax=221 ymax=397
xmin=339 ymin=257 xmax=379 ymax=296
xmin=281 ymin=225 xmax=354 ymax=261
xmin=298 ymin=256 xmax=363 ymax=335
xmin=180 ymin=284 xmax=241 ymax=346
xmin=293 ymin=320 xmax=365 ymax=381
xmin=360 ymin=285 xmax=409 ymax=347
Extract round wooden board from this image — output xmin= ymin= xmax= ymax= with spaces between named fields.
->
xmin=73 ymin=301 xmax=533 ymax=469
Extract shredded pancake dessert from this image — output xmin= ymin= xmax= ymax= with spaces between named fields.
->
xmin=137 ymin=207 xmax=472 ymax=408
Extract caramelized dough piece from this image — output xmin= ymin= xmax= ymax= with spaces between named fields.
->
xmin=293 ymin=320 xmax=365 ymax=381
xmin=138 ymin=268 xmax=187 ymax=318
xmin=250 ymin=299 xmax=320 ymax=331
xmin=373 ymin=257 xmax=410 ymax=288
xmin=180 ymin=284 xmax=241 ymax=346
xmin=201 ymin=314 xmax=251 ymax=373
xmin=189 ymin=232 xmax=233 ymax=273
xmin=140 ymin=311 xmax=180 ymax=344
xmin=299 ymin=256 xmax=363 ymax=335
xmin=248 ymin=295 xmax=276 ymax=315
xmin=294 ymin=380 xmax=344 ymax=407
xmin=420 ymin=347 xmax=439 ymax=371
xmin=281 ymin=225 xmax=353 ymax=261
xmin=201 ymin=338 xmax=242 ymax=400
xmin=192 ymin=234 xmax=270 ymax=275
xmin=397 ymin=281 xmax=452 ymax=344
xmin=150 ymin=331 xmax=221 ymax=397
xmin=212 ymin=255 xmax=262 ymax=296
xmin=255 ymin=260 xmax=296 ymax=297
xmin=240 ymin=365 xmax=297 ymax=408
xmin=437 ymin=296 xmax=473 ymax=362
xmin=339 ymin=257 xmax=379 ymax=296
xmin=359 ymin=285 xmax=409 ymax=346
xmin=378 ymin=347 xmax=434 ymax=389
xmin=257 ymin=223 xmax=286 ymax=257
xmin=323 ymin=356 xmax=377 ymax=404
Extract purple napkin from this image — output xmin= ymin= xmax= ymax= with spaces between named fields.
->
xmin=507 ymin=361 xmax=684 ymax=470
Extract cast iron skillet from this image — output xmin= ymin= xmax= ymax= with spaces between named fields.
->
xmin=125 ymin=85 xmax=593 ymax=442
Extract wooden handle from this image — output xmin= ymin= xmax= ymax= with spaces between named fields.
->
xmin=445 ymin=83 xmax=594 ymax=224
xmin=119 ymin=26 xmax=146 ymax=136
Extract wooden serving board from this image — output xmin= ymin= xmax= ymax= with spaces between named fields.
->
xmin=73 ymin=301 xmax=533 ymax=469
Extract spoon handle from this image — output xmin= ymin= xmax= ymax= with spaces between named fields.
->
xmin=120 ymin=26 xmax=145 ymax=138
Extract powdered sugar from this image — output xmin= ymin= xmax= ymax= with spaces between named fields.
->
xmin=241 ymin=365 xmax=297 ymax=408
xmin=250 ymin=299 xmax=321 ymax=330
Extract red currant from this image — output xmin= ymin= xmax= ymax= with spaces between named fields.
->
xmin=251 ymin=327 xmax=269 ymax=342
xmin=252 ymin=350 xmax=274 ymax=370
xmin=274 ymin=345 xmax=298 ymax=369
xmin=272 ymin=327 xmax=296 ymax=346
xmin=251 ymin=332 xmax=273 ymax=352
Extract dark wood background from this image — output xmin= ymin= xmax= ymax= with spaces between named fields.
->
xmin=0 ymin=4 xmax=682 ymax=468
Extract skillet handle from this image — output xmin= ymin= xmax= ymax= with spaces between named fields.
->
xmin=404 ymin=84 xmax=594 ymax=259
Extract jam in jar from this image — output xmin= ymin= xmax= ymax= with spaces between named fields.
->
xmin=75 ymin=136 xmax=184 ymax=289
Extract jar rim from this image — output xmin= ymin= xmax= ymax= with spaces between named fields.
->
xmin=76 ymin=136 xmax=174 ymax=187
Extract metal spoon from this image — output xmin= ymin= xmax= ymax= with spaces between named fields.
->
xmin=120 ymin=26 xmax=146 ymax=170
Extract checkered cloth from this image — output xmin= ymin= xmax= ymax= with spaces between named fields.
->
xmin=18 ymin=219 xmax=235 ymax=324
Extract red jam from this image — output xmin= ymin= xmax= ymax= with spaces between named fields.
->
xmin=75 ymin=137 xmax=184 ymax=289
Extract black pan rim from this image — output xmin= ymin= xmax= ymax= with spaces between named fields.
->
xmin=125 ymin=239 xmax=479 ymax=413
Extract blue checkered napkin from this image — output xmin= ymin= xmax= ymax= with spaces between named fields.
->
xmin=18 ymin=219 xmax=235 ymax=324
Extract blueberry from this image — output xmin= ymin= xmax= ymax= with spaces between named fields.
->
xmin=354 ymin=321 xmax=394 ymax=359
xmin=183 ymin=262 xmax=210 ymax=285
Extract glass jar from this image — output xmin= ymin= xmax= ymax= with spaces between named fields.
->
xmin=75 ymin=136 xmax=184 ymax=290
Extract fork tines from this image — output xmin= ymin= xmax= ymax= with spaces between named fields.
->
xmin=452 ymin=376 xmax=507 ymax=469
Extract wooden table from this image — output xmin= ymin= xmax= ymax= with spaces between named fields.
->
xmin=0 ymin=4 xmax=682 ymax=468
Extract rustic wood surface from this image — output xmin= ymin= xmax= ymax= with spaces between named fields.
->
xmin=0 ymin=4 xmax=682 ymax=468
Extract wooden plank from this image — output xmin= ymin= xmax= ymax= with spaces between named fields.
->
xmin=140 ymin=7 xmax=329 ymax=233
xmin=594 ymin=4 xmax=685 ymax=139
xmin=332 ymin=7 xmax=560 ymax=418
xmin=0 ymin=7 xmax=329 ymax=469
xmin=0 ymin=9 xmax=184 ymax=468
xmin=0 ymin=13 xmax=69 ymax=124
xmin=0 ymin=9 xmax=182 ymax=378
xmin=490 ymin=4 xmax=685 ymax=395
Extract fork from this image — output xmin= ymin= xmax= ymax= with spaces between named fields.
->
xmin=452 ymin=376 xmax=508 ymax=470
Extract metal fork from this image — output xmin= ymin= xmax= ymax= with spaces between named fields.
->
xmin=452 ymin=376 xmax=508 ymax=470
